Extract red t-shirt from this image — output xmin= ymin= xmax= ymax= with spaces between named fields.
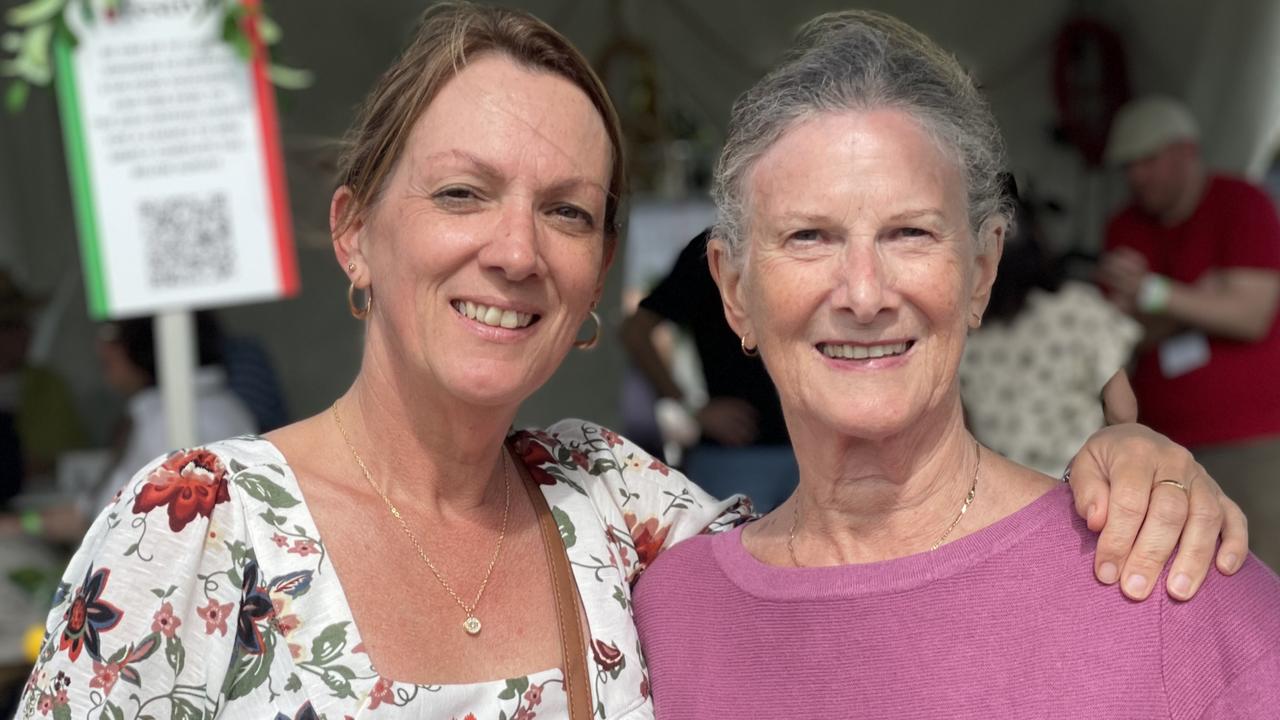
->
xmin=1104 ymin=175 xmax=1280 ymax=447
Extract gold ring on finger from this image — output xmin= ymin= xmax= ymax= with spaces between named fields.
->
xmin=1156 ymin=478 xmax=1189 ymax=495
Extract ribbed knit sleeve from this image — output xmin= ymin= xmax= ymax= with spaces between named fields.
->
xmin=1161 ymin=558 xmax=1280 ymax=719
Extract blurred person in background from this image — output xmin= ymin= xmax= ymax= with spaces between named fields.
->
xmin=961 ymin=176 xmax=1141 ymax=475
xmin=0 ymin=312 xmax=255 ymax=543
xmin=1099 ymin=96 xmax=1280 ymax=571
xmin=621 ymin=230 xmax=798 ymax=511
xmin=0 ymin=269 xmax=85 ymax=505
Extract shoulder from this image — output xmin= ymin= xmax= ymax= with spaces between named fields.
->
xmin=1160 ymin=557 xmax=1280 ymax=717
xmin=1210 ymin=174 xmax=1273 ymax=203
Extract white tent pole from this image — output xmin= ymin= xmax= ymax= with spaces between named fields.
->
xmin=155 ymin=310 xmax=197 ymax=449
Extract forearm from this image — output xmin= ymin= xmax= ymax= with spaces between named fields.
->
xmin=1162 ymin=279 xmax=1277 ymax=341
xmin=619 ymin=311 xmax=685 ymax=400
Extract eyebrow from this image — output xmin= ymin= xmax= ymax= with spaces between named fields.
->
xmin=770 ymin=208 xmax=948 ymax=226
xmin=420 ymin=149 xmax=607 ymax=198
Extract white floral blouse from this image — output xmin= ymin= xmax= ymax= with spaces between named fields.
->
xmin=18 ymin=420 xmax=749 ymax=720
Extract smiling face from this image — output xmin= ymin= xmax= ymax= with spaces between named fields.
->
xmin=711 ymin=108 xmax=1002 ymax=441
xmin=334 ymin=53 xmax=614 ymax=409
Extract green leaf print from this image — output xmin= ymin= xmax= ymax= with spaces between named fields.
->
xmin=284 ymin=673 xmax=302 ymax=692
xmin=170 ymin=696 xmax=204 ymax=720
xmin=552 ymin=507 xmax=577 ymax=548
xmin=497 ymin=675 xmax=529 ymax=700
xmin=99 ymin=702 xmax=124 ymax=720
xmin=222 ymin=641 xmax=274 ymax=701
xmin=166 ymin=636 xmax=186 ymax=676
xmin=230 ymin=459 xmax=247 ymax=473
xmin=321 ymin=668 xmax=356 ymax=699
xmin=309 ymin=622 xmax=349 ymax=666
xmin=235 ymin=473 xmax=301 ymax=509
xmin=52 ymin=704 xmax=71 ymax=720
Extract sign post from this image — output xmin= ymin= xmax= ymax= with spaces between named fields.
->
xmin=51 ymin=0 xmax=299 ymax=448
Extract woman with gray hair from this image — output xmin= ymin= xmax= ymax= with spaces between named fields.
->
xmin=635 ymin=10 xmax=1280 ymax=717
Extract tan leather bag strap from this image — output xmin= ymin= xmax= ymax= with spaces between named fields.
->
xmin=509 ymin=444 xmax=594 ymax=719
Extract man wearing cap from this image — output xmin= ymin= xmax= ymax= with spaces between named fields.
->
xmin=1099 ymin=95 xmax=1280 ymax=571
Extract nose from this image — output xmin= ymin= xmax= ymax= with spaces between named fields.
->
xmin=479 ymin=203 xmax=543 ymax=281
xmin=833 ymin=239 xmax=893 ymax=323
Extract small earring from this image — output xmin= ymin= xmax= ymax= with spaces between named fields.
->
xmin=740 ymin=335 xmax=758 ymax=357
xmin=348 ymin=282 xmax=372 ymax=319
xmin=574 ymin=309 xmax=601 ymax=350
xmin=347 ymin=262 xmax=356 ymax=273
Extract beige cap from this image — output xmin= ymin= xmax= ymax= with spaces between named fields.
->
xmin=1104 ymin=96 xmax=1199 ymax=166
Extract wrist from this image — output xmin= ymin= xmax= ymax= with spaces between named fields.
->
xmin=1137 ymin=273 xmax=1172 ymax=314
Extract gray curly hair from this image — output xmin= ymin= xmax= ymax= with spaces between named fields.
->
xmin=711 ymin=10 xmax=1013 ymax=259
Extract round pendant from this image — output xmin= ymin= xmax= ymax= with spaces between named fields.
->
xmin=463 ymin=616 xmax=482 ymax=635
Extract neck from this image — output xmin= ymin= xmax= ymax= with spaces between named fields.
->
xmin=785 ymin=402 xmax=982 ymax=564
xmin=335 ymin=341 xmax=519 ymax=515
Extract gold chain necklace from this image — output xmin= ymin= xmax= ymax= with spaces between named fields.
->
xmin=788 ymin=441 xmax=982 ymax=566
xmin=331 ymin=403 xmax=510 ymax=636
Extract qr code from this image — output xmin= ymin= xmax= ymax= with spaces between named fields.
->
xmin=140 ymin=193 xmax=236 ymax=288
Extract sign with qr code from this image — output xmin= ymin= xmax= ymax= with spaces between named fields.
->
xmin=52 ymin=0 xmax=299 ymax=319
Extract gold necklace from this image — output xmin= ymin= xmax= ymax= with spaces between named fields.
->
xmin=787 ymin=441 xmax=982 ymax=566
xmin=331 ymin=403 xmax=511 ymax=636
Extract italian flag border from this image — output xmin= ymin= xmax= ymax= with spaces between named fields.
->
xmin=52 ymin=0 xmax=299 ymax=319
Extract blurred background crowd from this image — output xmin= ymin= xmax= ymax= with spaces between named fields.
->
xmin=2 ymin=0 xmax=1280 ymax=705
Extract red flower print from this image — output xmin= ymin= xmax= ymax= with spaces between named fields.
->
xmin=151 ymin=601 xmax=181 ymax=638
xmin=288 ymin=539 xmax=319 ymax=557
xmin=131 ymin=448 xmax=231 ymax=532
xmin=591 ymin=639 xmax=625 ymax=674
xmin=511 ymin=433 xmax=558 ymax=486
xmin=89 ymin=660 xmax=121 ymax=695
xmin=59 ymin=566 xmax=123 ymax=662
xmin=623 ymin=512 xmax=672 ymax=571
xmin=272 ymin=533 xmax=289 ymax=547
xmin=368 ymin=676 xmax=394 ymax=709
xmin=600 ymin=428 xmax=624 ymax=447
xmin=647 ymin=458 xmax=670 ymax=476
xmin=640 ymin=676 xmax=650 ymax=699
xmin=570 ymin=449 xmax=590 ymax=470
xmin=512 ymin=709 xmax=535 ymax=720
xmin=37 ymin=695 xmax=51 ymax=715
xmin=524 ymin=685 xmax=543 ymax=706
xmin=197 ymin=599 xmax=233 ymax=636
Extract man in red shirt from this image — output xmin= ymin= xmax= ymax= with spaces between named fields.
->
xmin=1100 ymin=96 xmax=1280 ymax=571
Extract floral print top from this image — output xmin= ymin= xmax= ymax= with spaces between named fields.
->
xmin=19 ymin=420 xmax=750 ymax=720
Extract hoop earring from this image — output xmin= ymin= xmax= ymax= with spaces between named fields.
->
xmin=348 ymin=283 xmax=372 ymax=320
xmin=740 ymin=335 xmax=758 ymax=357
xmin=574 ymin=310 xmax=601 ymax=350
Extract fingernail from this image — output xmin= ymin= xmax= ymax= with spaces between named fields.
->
xmin=1224 ymin=553 xmax=1240 ymax=571
xmin=1124 ymin=574 xmax=1148 ymax=597
xmin=1171 ymin=573 xmax=1192 ymax=598
xmin=1098 ymin=562 xmax=1119 ymax=584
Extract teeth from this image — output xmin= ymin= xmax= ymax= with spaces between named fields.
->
xmin=452 ymin=301 xmax=534 ymax=329
xmin=821 ymin=342 xmax=908 ymax=360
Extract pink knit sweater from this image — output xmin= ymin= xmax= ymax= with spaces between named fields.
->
xmin=634 ymin=484 xmax=1280 ymax=719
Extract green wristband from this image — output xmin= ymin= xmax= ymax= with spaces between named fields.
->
xmin=1137 ymin=274 xmax=1172 ymax=314
xmin=19 ymin=510 xmax=43 ymax=536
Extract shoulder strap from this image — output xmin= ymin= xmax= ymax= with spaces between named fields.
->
xmin=509 ymin=444 xmax=594 ymax=719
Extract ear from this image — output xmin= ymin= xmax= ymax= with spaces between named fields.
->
xmin=331 ymin=186 xmax=367 ymax=285
xmin=707 ymin=237 xmax=753 ymax=340
xmin=968 ymin=218 xmax=1005 ymax=328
